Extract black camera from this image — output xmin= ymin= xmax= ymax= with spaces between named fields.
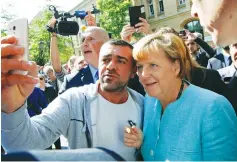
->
xmin=46 ymin=5 xmax=79 ymax=36
xmin=46 ymin=5 xmax=100 ymax=36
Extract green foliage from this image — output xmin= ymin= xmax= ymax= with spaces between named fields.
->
xmin=1 ymin=29 xmax=7 ymax=37
xmin=29 ymin=7 xmax=74 ymax=66
xmin=1 ymin=4 xmax=15 ymax=37
xmin=97 ymin=0 xmax=131 ymax=39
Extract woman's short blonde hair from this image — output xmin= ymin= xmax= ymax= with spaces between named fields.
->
xmin=133 ymin=33 xmax=196 ymax=80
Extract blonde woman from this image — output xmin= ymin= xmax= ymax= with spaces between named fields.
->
xmin=124 ymin=33 xmax=237 ymax=160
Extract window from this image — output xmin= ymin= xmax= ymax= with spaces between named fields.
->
xmin=147 ymin=0 xmax=154 ymax=17
xmin=184 ymin=20 xmax=204 ymax=39
xmin=178 ymin=0 xmax=186 ymax=5
xmin=158 ymin=0 xmax=164 ymax=13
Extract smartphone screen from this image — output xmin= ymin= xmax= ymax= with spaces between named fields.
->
xmin=129 ymin=5 xmax=146 ymax=27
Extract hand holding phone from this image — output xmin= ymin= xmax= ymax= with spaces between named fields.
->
xmin=129 ymin=5 xmax=146 ymax=27
xmin=124 ymin=121 xmax=143 ymax=149
xmin=128 ymin=120 xmax=136 ymax=127
xmin=179 ymin=30 xmax=186 ymax=36
xmin=7 ymin=18 xmax=29 ymax=75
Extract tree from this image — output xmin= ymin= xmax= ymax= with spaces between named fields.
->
xmin=1 ymin=4 xmax=15 ymax=37
xmin=29 ymin=6 xmax=74 ymax=66
xmin=97 ymin=0 xmax=131 ymax=39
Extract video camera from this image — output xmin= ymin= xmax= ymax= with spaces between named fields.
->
xmin=46 ymin=5 xmax=99 ymax=36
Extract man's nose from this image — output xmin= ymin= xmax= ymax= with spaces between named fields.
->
xmin=106 ymin=60 xmax=116 ymax=70
xmin=82 ymin=39 xmax=89 ymax=47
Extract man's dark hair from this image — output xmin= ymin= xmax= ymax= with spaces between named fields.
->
xmin=223 ymin=46 xmax=230 ymax=51
xmin=105 ymin=39 xmax=134 ymax=49
xmin=104 ymin=39 xmax=136 ymax=66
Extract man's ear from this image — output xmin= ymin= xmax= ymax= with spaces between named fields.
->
xmin=173 ymin=60 xmax=181 ymax=76
xmin=130 ymin=66 xmax=137 ymax=79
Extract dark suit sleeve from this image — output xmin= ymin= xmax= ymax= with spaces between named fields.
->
xmin=37 ymin=89 xmax=48 ymax=109
xmin=212 ymin=71 xmax=227 ymax=95
xmin=205 ymin=69 xmax=227 ymax=95
xmin=226 ymin=71 xmax=237 ymax=114
xmin=195 ymin=37 xmax=216 ymax=58
xmin=211 ymin=70 xmax=237 ymax=114
xmin=45 ymin=87 xmax=58 ymax=103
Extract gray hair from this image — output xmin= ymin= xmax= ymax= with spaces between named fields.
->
xmin=85 ymin=26 xmax=109 ymax=43
xmin=43 ymin=65 xmax=54 ymax=74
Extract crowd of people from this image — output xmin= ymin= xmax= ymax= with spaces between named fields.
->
xmin=1 ymin=0 xmax=237 ymax=161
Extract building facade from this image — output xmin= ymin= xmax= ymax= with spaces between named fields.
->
xmin=132 ymin=0 xmax=211 ymax=42
xmin=69 ymin=0 xmax=212 ymax=55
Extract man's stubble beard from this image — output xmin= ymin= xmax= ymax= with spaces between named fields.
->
xmin=100 ymin=78 xmax=128 ymax=92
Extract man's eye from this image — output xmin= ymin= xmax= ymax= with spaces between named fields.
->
xmin=88 ymin=37 xmax=94 ymax=41
xmin=150 ymin=64 xmax=158 ymax=68
xmin=118 ymin=60 xmax=126 ymax=64
xmin=102 ymin=59 xmax=109 ymax=63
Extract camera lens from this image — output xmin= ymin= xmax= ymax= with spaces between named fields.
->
xmin=13 ymin=26 xmax=16 ymax=30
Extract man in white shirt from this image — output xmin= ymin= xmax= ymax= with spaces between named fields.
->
xmin=1 ymin=38 xmax=143 ymax=160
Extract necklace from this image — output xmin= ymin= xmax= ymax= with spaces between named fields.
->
xmin=176 ymin=80 xmax=185 ymax=100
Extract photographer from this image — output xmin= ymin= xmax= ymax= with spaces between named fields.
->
xmin=48 ymin=12 xmax=110 ymax=94
xmin=47 ymin=11 xmax=100 ymax=91
xmin=47 ymin=10 xmax=95 ymax=80
xmin=47 ymin=17 xmax=69 ymax=83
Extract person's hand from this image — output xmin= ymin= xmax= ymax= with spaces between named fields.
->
xmin=187 ymin=30 xmax=197 ymax=41
xmin=1 ymin=35 xmax=39 ymax=113
xmin=180 ymin=29 xmax=197 ymax=41
xmin=48 ymin=17 xmax=57 ymax=29
xmin=120 ymin=24 xmax=135 ymax=42
xmin=85 ymin=11 xmax=96 ymax=26
xmin=124 ymin=126 xmax=143 ymax=149
xmin=134 ymin=17 xmax=151 ymax=34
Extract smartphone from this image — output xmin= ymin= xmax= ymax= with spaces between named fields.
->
xmin=179 ymin=30 xmax=186 ymax=36
xmin=7 ymin=18 xmax=29 ymax=75
xmin=128 ymin=120 xmax=136 ymax=127
xmin=108 ymin=32 xmax=112 ymax=39
xmin=129 ymin=5 xmax=146 ymax=27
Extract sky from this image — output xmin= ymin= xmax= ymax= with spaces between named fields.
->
xmin=1 ymin=0 xmax=81 ymax=28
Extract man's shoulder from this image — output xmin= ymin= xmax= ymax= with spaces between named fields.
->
xmin=192 ymin=67 xmax=221 ymax=84
xmin=65 ymin=66 xmax=90 ymax=81
xmin=127 ymin=88 xmax=144 ymax=107
xmin=62 ymin=83 xmax=97 ymax=98
xmin=203 ymin=68 xmax=223 ymax=80
xmin=193 ymin=67 xmax=220 ymax=76
xmin=209 ymin=53 xmax=224 ymax=63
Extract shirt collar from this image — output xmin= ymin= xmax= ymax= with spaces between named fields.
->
xmin=88 ymin=64 xmax=98 ymax=82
